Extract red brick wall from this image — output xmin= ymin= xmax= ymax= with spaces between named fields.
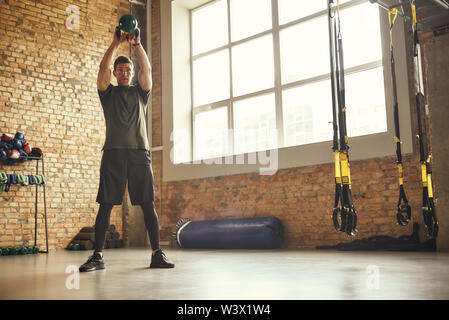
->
xmin=149 ymin=0 xmax=163 ymax=230
xmin=0 ymin=0 xmax=131 ymax=250
xmin=159 ymin=154 xmax=426 ymax=248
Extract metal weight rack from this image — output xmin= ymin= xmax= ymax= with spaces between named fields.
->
xmin=18 ymin=154 xmax=49 ymax=254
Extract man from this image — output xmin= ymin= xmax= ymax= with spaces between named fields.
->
xmin=79 ymin=28 xmax=174 ymax=272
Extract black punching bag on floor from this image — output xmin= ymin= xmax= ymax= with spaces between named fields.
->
xmin=173 ymin=216 xmax=284 ymax=249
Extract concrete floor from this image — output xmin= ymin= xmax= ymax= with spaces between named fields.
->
xmin=1 ymin=247 xmax=449 ymax=300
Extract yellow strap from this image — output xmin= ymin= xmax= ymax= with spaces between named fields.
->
xmin=347 ymin=162 xmax=352 ymax=189
xmin=388 ymin=9 xmax=398 ymax=46
xmin=397 ymin=163 xmax=404 ymax=185
xmin=394 ymin=136 xmax=401 ymax=143
xmin=411 ymin=1 xmax=417 ymax=26
xmin=426 ymin=155 xmax=433 ymax=197
xmin=421 ymin=163 xmax=428 ymax=187
xmin=334 ymin=151 xmax=342 ymax=184
xmin=340 ymin=151 xmax=349 ymax=184
xmin=427 ymin=173 xmax=434 ymax=198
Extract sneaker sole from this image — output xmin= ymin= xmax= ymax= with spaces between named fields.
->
xmin=79 ymin=266 xmax=105 ymax=272
xmin=149 ymin=264 xmax=175 ymax=269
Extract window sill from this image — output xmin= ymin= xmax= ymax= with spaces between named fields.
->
xmin=162 ymin=130 xmax=413 ymax=182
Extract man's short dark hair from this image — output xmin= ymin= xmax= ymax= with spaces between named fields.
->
xmin=114 ymin=56 xmax=134 ymax=71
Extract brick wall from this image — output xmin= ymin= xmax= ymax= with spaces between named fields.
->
xmin=0 ymin=0 xmax=131 ymax=250
xmin=150 ymin=0 xmax=163 ymax=231
xmin=159 ymin=154 xmax=427 ymax=248
xmin=421 ymin=31 xmax=449 ymax=251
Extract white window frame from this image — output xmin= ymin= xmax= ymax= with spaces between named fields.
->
xmin=161 ymin=0 xmax=414 ymax=182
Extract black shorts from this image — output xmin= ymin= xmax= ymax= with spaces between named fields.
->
xmin=96 ymin=149 xmax=155 ymax=205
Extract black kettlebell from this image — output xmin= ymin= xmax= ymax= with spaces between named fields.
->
xmin=115 ymin=14 xmax=140 ymax=39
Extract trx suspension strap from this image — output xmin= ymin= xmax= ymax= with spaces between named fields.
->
xmin=328 ymin=0 xmax=357 ymax=237
xmin=388 ymin=8 xmax=411 ymax=226
xmin=409 ymin=0 xmax=438 ymax=239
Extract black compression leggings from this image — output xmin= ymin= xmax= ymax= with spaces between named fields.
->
xmin=94 ymin=201 xmax=160 ymax=253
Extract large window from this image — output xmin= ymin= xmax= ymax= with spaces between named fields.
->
xmin=190 ymin=0 xmax=387 ymax=161
xmin=164 ymin=0 xmax=413 ymax=181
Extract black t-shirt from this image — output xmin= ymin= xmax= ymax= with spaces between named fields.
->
xmin=98 ymin=83 xmax=151 ymax=151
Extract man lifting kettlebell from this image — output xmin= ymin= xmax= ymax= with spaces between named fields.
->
xmin=79 ymin=15 xmax=174 ymax=272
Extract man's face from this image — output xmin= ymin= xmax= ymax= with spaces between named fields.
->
xmin=113 ymin=63 xmax=134 ymax=86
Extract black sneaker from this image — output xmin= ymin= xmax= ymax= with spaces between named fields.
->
xmin=79 ymin=252 xmax=105 ymax=272
xmin=150 ymin=249 xmax=175 ymax=268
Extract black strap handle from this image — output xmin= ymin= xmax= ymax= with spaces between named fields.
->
xmin=422 ymin=190 xmax=438 ymax=239
xmin=396 ymin=185 xmax=411 ymax=226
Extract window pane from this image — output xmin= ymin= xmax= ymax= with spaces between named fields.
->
xmin=230 ymin=0 xmax=272 ymax=41
xmin=193 ymin=49 xmax=230 ymax=106
xmin=339 ymin=2 xmax=382 ymax=68
xmin=345 ymin=67 xmax=387 ymax=137
xmin=278 ymin=0 xmax=352 ymax=25
xmin=234 ymin=93 xmax=277 ymax=154
xmin=232 ymin=35 xmax=274 ymax=97
xmin=282 ymin=80 xmax=333 ymax=147
xmin=280 ymin=16 xmax=329 ymax=83
xmin=278 ymin=0 xmax=325 ymax=25
xmin=194 ymin=107 xmax=229 ymax=160
xmin=192 ymin=0 xmax=228 ymax=55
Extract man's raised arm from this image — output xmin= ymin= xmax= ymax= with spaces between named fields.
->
xmin=129 ymin=35 xmax=152 ymax=92
xmin=97 ymin=32 xmax=127 ymax=92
